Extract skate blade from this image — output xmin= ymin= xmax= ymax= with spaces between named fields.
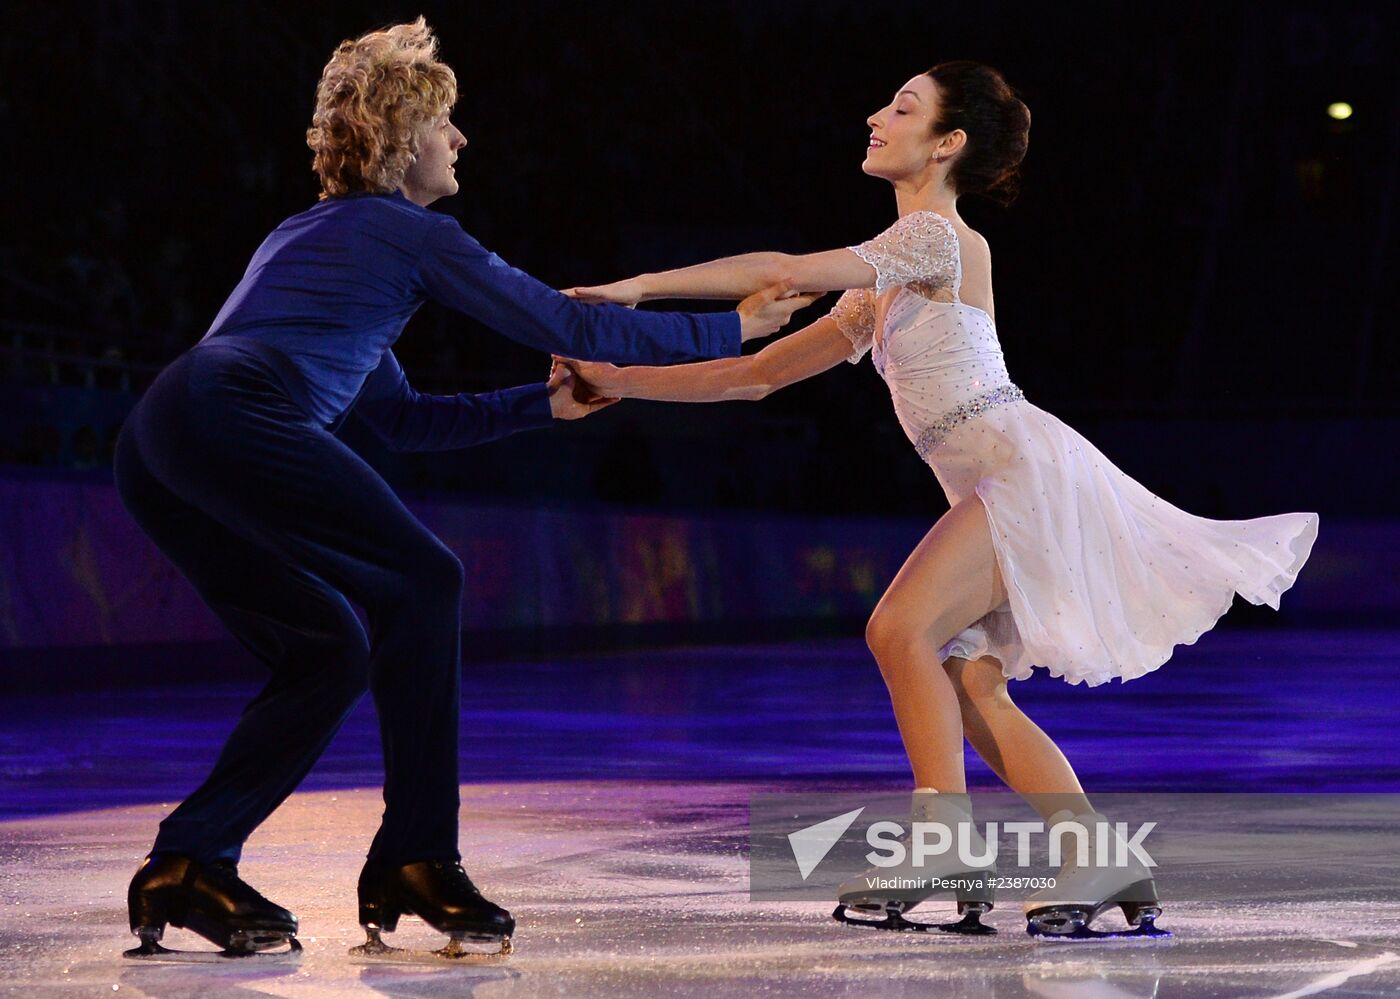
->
xmin=349 ymin=932 xmax=512 ymax=964
xmin=123 ymin=935 xmax=303 ymax=963
xmin=1028 ymin=924 xmax=1174 ymax=943
xmin=833 ymin=904 xmax=996 ymax=936
xmin=1027 ymin=914 xmax=1173 ymax=943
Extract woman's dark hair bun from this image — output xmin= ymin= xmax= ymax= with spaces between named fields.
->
xmin=925 ymin=61 xmax=1031 ymax=206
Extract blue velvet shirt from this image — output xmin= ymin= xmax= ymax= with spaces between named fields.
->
xmin=200 ymin=190 xmax=741 ymax=451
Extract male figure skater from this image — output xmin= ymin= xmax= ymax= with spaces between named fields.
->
xmin=115 ymin=17 xmax=811 ymax=961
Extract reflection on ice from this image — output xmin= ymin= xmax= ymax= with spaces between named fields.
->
xmin=5 ymin=782 xmax=1400 ymax=998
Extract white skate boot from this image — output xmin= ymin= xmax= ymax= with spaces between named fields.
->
xmin=833 ymin=791 xmax=996 ymax=935
xmin=1024 ymin=809 xmax=1169 ymax=941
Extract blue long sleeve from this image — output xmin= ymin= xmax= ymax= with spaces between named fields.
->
xmin=351 ymin=349 xmax=554 ymax=452
xmin=201 ymin=192 xmax=742 ymax=428
xmin=418 ymin=219 xmax=742 ymax=365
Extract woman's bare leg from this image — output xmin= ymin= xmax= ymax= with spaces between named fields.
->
xmin=865 ymin=496 xmax=1010 ymax=791
xmin=945 ymin=656 xmax=1093 ymax=821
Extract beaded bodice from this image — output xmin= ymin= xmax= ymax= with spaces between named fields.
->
xmin=829 ymin=212 xmax=1021 ymax=461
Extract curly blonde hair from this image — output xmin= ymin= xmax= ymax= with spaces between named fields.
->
xmin=306 ymin=17 xmax=458 ymax=198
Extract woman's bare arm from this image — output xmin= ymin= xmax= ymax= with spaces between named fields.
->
xmin=568 ymin=249 xmax=876 ymax=305
xmin=560 ymin=314 xmax=857 ymax=403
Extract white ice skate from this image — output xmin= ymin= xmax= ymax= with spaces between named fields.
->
xmin=833 ymin=791 xmax=996 ymax=935
xmin=1024 ymin=810 xmax=1169 ymax=941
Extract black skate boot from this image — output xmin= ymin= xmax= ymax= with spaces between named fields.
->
xmin=350 ymin=858 xmax=514 ymax=962
xmin=124 ymin=854 xmax=301 ymax=961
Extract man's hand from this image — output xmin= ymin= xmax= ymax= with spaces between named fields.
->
xmin=554 ymin=355 xmax=623 ymax=400
xmin=738 ymin=280 xmax=821 ymax=342
xmin=548 ymin=359 xmax=619 ymax=419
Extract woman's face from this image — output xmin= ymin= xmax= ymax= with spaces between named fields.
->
xmin=863 ymin=75 xmax=943 ymax=181
xmin=401 ymin=112 xmax=467 ymax=206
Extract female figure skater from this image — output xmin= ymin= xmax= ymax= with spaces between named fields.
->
xmin=113 ymin=18 xmax=810 ymax=962
xmin=562 ymin=62 xmax=1318 ymax=939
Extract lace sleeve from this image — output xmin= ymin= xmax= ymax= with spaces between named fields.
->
xmin=848 ymin=211 xmax=960 ymax=297
xmin=827 ymin=289 xmax=876 ymax=364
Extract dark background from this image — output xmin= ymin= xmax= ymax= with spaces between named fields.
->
xmin=2 ymin=0 xmax=1394 ymax=518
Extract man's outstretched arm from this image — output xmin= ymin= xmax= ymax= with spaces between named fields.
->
xmin=350 ymin=349 xmax=554 ymax=453
xmin=417 ymin=219 xmax=814 ymax=363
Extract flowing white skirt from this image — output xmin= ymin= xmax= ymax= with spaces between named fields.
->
xmin=926 ymin=401 xmax=1318 ymax=686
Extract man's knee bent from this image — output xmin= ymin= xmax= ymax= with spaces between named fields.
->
xmin=293 ymin=621 xmax=372 ymax=698
xmin=399 ymin=544 xmax=465 ymax=604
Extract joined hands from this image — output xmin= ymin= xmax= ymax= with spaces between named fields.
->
xmin=553 ymin=355 xmax=621 ymax=404
xmin=547 ymin=358 xmax=618 ymax=419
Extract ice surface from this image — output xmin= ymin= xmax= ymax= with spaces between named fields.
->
xmin=3 ymin=781 xmax=1399 ymax=998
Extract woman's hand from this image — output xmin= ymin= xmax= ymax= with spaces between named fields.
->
xmin=547 ymin=358 xmax=620 ymax=420
xmin=553 ymin=355 xmax=625 ymax=401
xmin=560 ymin=277 xmax=648 ymax=307
xmin=737 ymin=280 xmax=821 ymax=342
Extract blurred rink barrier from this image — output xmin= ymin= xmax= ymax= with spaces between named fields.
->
xmin=0 ymin=459 xmax=1393 ymax=690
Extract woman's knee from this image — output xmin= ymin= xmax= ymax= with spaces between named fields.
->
xmin=865 ymin=604 xmax=932 ymax=678
xmin=864 ymin=606 xmax=896 ymax=659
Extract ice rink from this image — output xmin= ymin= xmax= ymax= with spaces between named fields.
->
xmin=3 ymin=630 xmax=1399 ymax=997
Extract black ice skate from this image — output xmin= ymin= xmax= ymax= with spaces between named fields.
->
xmin=1024 ymin=810 xmax=1172 ymax=942
xmin=124 ymin=854 xmax=302 ymax=962
xmin=349 ymin=859 xmax=514 ymax=962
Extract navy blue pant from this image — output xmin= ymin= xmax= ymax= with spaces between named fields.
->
xmin=113 ymin=339 xmax=465 ymax=866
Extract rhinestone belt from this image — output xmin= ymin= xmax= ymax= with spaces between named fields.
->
xmin=913 ymin=384 xmax=1025 ymax=460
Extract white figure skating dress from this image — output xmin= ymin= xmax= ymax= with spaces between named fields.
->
xmin=829 ymin=212 xmax=1317 ymax=686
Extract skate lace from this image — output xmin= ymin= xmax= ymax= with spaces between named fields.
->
xmin=203 ymin=859 xmax=271 ymax=903
xmin=432 ymin=861 xmax=481 ymax=897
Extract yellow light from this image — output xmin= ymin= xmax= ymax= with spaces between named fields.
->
xmin=1327 ymin=102 xmax=1353 ymax=120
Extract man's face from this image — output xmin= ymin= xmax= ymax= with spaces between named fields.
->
xmin=401 ymin=112 xmax=467 ymax=206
